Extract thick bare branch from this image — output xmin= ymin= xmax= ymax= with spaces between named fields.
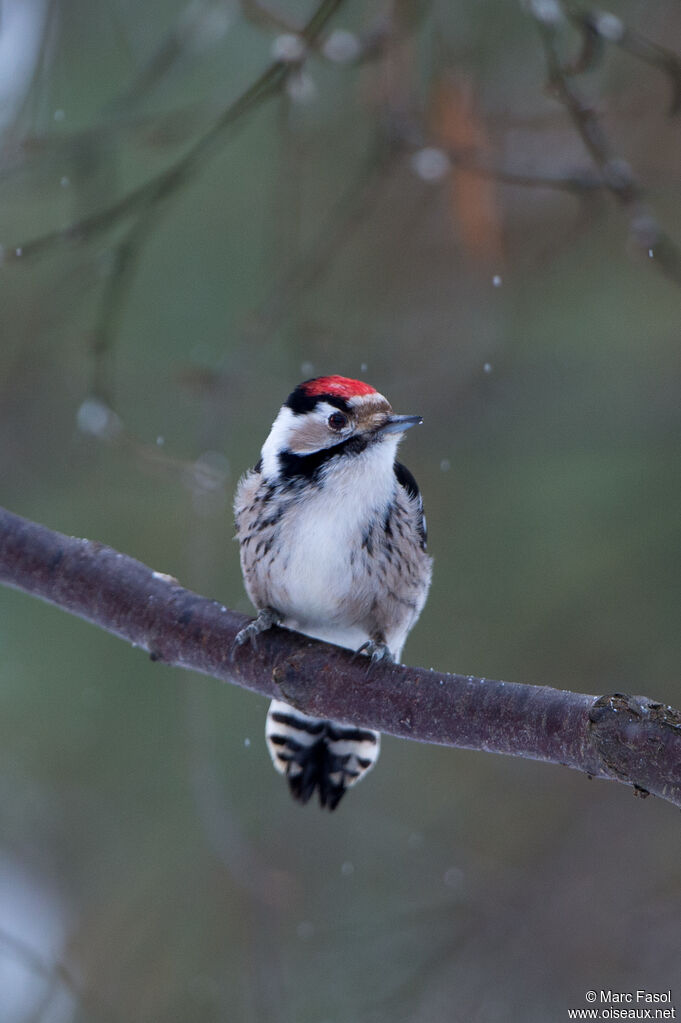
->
xmin=1 ymin=505 xmax=680 ymax=808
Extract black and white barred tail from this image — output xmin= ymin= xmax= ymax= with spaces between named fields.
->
xmin=265 ymin=699 xmax=380 ymax=810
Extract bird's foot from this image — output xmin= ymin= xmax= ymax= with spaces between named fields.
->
xmin=356 ymin=639 xmax=394 ymax=665
xmin=233 ymin=607 xmax=282 ymax=655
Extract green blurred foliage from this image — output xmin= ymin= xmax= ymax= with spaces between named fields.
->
xmin=1 ymin=0 xmax=681 ymax=1020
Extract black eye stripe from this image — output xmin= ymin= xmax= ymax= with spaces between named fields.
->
xmin=278 ymin=435 xmax=369 ymax=482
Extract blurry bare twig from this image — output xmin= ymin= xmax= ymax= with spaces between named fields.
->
xmin=9 ymin=0 xmax=344 ymax=261
xmin=444 ymin=153 xmax=604 ymax=194
xmin=2 ymin=504 xmax=681 ymax=810
xmin=0 ymin=926 xmax=116 ymax=1023
xmin=107 ymin=1 xmax=234 ymax=112
xmin=7 ymin=0 xmax=347 ymax=400
xmin=247 ymin=137 xmax=400 ymax=337
xmin=0 ymin=927 xmax=78 ymax=1000
xmin=241 ymin=0 xmax=299 ymax=34
xmin=532 ymin=2 xmax=681 ymax=285
xmin=241 ymin=0 xmax=424 ymax=66
xmin=565 ymin=7 xmax=681 ymax=114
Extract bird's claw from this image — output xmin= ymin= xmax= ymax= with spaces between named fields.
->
xmin=234 ymin=621 xmax=262 ymax=651
xmin=356 ymin=639 xmax=394 ymax=665
xmin=233 ymin=608 xmax=282 ymax=657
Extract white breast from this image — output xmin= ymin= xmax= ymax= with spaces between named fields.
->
xmin=269 ymin=438 xmax=399 ymax=638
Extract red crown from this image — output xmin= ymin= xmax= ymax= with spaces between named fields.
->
xmin=300 ymin=376 xmax=377 ymax=400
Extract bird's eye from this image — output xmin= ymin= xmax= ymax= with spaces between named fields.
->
xmin=327 ymin=411 xmax=348 ymax=431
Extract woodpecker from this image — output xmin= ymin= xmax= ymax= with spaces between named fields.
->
xmin=234 ymin=375 xmax=432 ymax=809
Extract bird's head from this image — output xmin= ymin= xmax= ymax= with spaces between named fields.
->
xmin=259 ymin=375 xmax=422 ymax=482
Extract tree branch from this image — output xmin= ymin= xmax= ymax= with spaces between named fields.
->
xmin=1 ymin=505 xmax=680 ymax=808
xmin=7 ymin=0 xmax=346 ymax=266
xmin=532 ymin=3 xmax=681 ymax=287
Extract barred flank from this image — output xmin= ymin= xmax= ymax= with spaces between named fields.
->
xmin=265 ymin=699 xmax=381 ymax=810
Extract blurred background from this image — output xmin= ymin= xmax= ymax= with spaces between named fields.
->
xmin=1 ymin=0 xmax=681 ymax=1020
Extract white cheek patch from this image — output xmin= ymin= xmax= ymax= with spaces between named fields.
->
xmin=260 ymin=403 xmax=348 ymax=475
xmin=260 ymin=406 xmax=296 ymax=479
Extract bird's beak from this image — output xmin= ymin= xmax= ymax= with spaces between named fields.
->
xmin=378 ymin=414 xmax=423 ymax=435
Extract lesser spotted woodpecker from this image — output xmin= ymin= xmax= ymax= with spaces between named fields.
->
xmin=234 ymin=375 xmax=432 ymax=809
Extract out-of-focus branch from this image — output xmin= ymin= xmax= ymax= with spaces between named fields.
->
xmin=8 ymin=0 xmax=345 ymax=264
xmin=566 ymin=8 xmax=681 ymax=115
xmin=1 ymin=505 xmax=680 ymax=809
xmin=445 ymin=150 xmax=605 ymax=194
xmin=532 ymin=3 xmax=681 ymax=286
xmin=89 ymin=198 xmax=163 ymax=403
xmin=246 ymin=137 xmax=400 ymax=337
xmin=7 ymin=0 xmax=347 ymax=402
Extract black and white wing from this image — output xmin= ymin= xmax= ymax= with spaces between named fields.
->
xmin=394 ymin=461 xmax=428 ymax=550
